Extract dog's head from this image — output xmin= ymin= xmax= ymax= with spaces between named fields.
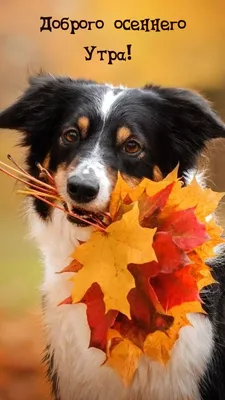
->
xmin=0 ymin=74 xmax=225 ymax=225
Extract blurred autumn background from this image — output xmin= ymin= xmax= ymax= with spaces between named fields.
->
xmin=0 ymin=0 xmax=225 ymax=399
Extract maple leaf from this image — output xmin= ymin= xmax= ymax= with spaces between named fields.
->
xmin=109 ymin=173 xmax=135 ymax=219
xmin=188 ymin=251 xmax=217 ymax=290
xmin=196 ymin=268 xmax=217 ymax=291
xmin=150 ymin=265 xmax=200 ymax=310
xmin=144 ymin=301 xmax=205 ymax=364
xmin=70 ymin=204 xmax=157 ymax=317
xmin=168 ymin=178 xmax=224 ymax=221
xmin=153 ymin=232 xmax=190 ymax=273
xmin=106 ymin=302 xmax=205 ymax=376
xmin=113 ymin=202 xmax=134 ymax=222
xmin=59 ymin=285 xmax=118 ymax=352
xmin=57 ymin=259 xmax=83 ymax=274
xmin=142 ymin=167 xmax=183 ymax=203
xmin=58 ymin=296 xmax=72 ymax=306
xmin=195 ymin=219 xmax=225 ymax=260
xmin=138 ymin=182 xmax=175 ymax=228
xmin=111 ymin=262 xmax=173 ymax=350
xmin=105 ymin=329 xmax=142 ymax=386
xmin=110 ymin=166 xmax=182 ymax=220
xmin=158 ymin=208 xmax=209 ymax=252
xmin=81 ymin=283 xmax=118 ymax=351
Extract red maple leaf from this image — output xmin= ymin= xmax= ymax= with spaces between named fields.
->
xmin=150 ymin=265 xmax=200 ymax=310
xmin=59 ymin=284 xmax=117 ymax=352
xmin=81 ymin=283 xmax=118 ymax=351
xmin=153 ymin=231 xmax=190 ymax=273
xmin=112 ymin=262 xmax=174 ymax=349
xmin=158 ymin=207 xmax=209 ymax=251
xmin=138 ymin=182 xmax=175 ymax=228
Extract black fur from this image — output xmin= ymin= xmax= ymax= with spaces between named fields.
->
xmin=42 ymin=295 xmax=60 ymax=400
xmin=43 ymin=344 xmax=60 ymax=400
xmin=198 ymin=252 xmax=225 ymax=400
xmin=1 ymin=74 xmax=225 ymax=399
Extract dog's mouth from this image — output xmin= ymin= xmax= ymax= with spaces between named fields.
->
xmin=64 ymin=203 xmax=106 ymax=227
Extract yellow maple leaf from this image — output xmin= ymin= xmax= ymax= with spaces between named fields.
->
xmin=171 ymin=178 xmax=224 ymax=221
xmin=109 ymin=173 xmax=137 ymax=219
xmin=195 ymin=219 xmax=225 ymax=260
xmin=143 ymin=301 xmax=205 ymax=364
xmin=197 ymin=268 xmax=217 ymax=291
xmin=70 ymin=204 xmax=157 ymax=317
xmin=144 ymin=165 xmax=182 ymax=198
xmin=188 ymin=252 xmax=217 ymax=290
xmin=105 ymin=329 xmax=142 ymax=386
xmin=110 ymin=166 xmax=182 ymax=219
xmin=106 ymin=301 xmax=206 ymax=379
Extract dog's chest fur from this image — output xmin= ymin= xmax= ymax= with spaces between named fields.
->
xmin=30 ymin=207 xmax=214 ymax=400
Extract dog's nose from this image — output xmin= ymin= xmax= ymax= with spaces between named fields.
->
xmin=67 ymin=175 xmax=99 ymax=203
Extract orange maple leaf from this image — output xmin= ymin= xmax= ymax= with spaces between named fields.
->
xmin=188 ymin=251 xmax=217 ymax=290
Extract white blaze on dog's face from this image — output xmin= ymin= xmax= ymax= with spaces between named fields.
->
xmin=0 ymin=74 xmax=225 ymax=225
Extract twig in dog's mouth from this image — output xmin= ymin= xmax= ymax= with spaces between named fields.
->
xmin=0 ymin=156 xmax=108 ymax=231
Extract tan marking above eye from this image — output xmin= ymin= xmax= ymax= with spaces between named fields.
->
xmin=116 ymin=127 xmax=132 ymax=145
xmin=153 ymin=165 xmax=163 ymax=182
xmin=106 ymin=166 xmax=117 ymax=186
xmin=77 ymin=116 xmax=90 ymax=138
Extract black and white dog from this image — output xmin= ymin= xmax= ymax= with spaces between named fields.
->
xmin=0 ymin=74 xmax=225 ymax=400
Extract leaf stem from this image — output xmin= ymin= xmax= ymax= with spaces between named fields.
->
xmin=0 ymin=161 xmax=57 ymax=192
xmin=31 ymin=194 xmax=106 ymax=232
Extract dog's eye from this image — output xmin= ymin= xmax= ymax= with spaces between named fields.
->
xmin=123 ymin=139 xmax=142 ymax=154
xmin=62 ymin=128 xmax=80 ymax=144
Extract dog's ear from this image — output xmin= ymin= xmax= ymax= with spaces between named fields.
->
xmin=0 ymin=74 xmax=67 ymax=135
xmin=143 ymin=85 xmax=225 ymax=174
xmin=0 ymin=74 xmax=75 ymax=170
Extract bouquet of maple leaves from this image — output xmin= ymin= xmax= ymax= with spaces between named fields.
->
xmin=0 ymin=158 xmax=224 ymax=385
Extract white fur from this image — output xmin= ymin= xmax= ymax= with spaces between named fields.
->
xmin=101 ymin=90 xmax=117 ymax=116
xmin=29 ymin=206 xmax=214 ymax=400
xmin=101 ymin=88 xmax=125 ymax=117
xmin=184 ymin=168 xmax=207 ymax=187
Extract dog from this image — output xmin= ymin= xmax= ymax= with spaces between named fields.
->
xmin=0 ymin=74 xmax=225 ymax=400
